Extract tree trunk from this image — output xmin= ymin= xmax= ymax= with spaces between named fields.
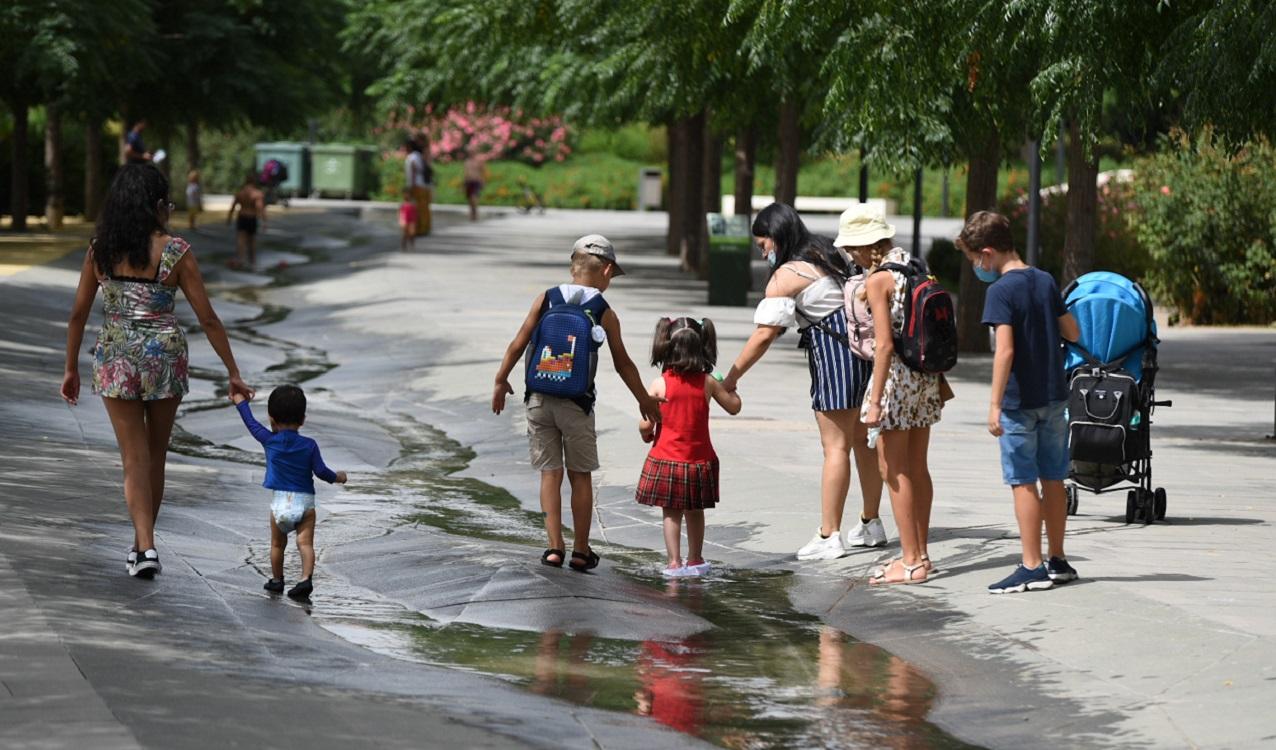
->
xmin=702 ymin=128 xmax=723 ymax=220
xmin=732 ymin=126 xmax=756 ymax=219
xmin=186 ymin=118 xmax=200 ymax=171
xmin=774 ymin=97 xmax=800 ymax=206
xmin=666 ymin=122 xmax=684 ymax=257
xmin=957 ymin=130 xmax=1000 ymax=353
xmin=45 ymin=103 xmax=64 ymax=229
xmin=680 ymin=111 xmax=707 ymax=276
xmin=1062 ymin=119 xmax=1098 ymax=285
xmin=85 ymin=116 xmax=104 ymax=221
xmin=9 ymin=101 xmax=30 ymax=231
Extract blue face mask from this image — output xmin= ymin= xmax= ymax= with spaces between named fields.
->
xmin=974 ymin=260 xmax=1000 ymax=283
xmin=766 ymin=251 xmax=778 ymax=268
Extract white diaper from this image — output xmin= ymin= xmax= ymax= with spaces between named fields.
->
xmin=271 ymin=490 xmax=315 ymax=534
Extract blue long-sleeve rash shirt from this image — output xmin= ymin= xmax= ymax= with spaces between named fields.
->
xmin=236 ymin=401 xmax=337 ymax=493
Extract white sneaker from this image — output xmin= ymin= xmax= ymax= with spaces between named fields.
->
xmin=661 ymin=563 xmax=689 ymax=578
xmin=796 ymin=529 xmax=847 ymax=561
xmin=844 ymin=517 xmax=889 ymax=548
xmin=683 ymin=561 xmax=712 ymax=576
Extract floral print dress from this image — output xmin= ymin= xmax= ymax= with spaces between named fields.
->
xmin=92 ymin=237 xmax=191 ymax=400
xmin=860 ymin=247 xmax=942 ymax=431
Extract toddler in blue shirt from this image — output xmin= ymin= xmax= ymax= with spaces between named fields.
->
xmin=234 ymin=385 xmax=346 ymax=599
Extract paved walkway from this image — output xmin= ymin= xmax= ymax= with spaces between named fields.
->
xmin=2 ymin=206 xmax=1273 ymax=748
xmin=352 ymin=208 xmax=1275 ymax=748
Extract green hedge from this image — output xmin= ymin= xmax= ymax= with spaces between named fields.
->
xmin=1131 ymin=130 xmax=1276 ymax=325
xmin=374 ymin=152 xmax=655 ymax=210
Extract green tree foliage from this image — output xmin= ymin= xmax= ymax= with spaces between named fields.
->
xmin=1133 ymin=129 xmax=1276 ymax=325
xmin=1159 ymin=0 xmax=1276 ymax=142
xmin=131 ymin=0 xmax=344 ymax=134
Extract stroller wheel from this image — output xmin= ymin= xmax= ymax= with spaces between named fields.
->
xmin=1065 ymin=484 xmax=1079 ymax=516
xmin=1141 ymin=488 xmax=1156 ymax=525
xmin=1154 ymin=487 xmax=1167 ymax=520
xmin=1125 ymin=491 xmax=1138 ymax=524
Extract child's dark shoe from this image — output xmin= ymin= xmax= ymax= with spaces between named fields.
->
xmin=568 ymin=548 xmax=600 ymax=572
xmin=263 ymin=578 xmax=285 ymax=594
xmin=541 ymin=548 xmax=565 ymax=567
xmin=287 ymin=578 xmax=313 ymax=600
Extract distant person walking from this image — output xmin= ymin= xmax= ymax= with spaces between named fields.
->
xmin=463 ymin=150 xmax=487 ymax=222
xmin=123 ymin=119 xmax=151 ymax=164
xmin=61 ymin=163 xmax=253 ymax=578
xmin=185 ymin=170 xmax=202 ymax=230
xmin=404 ymin=136 xmax=433 ymax=236
xmin=721 ymin=203 xmax=884 ymax=562
xmin=227 ymin=171 xmax=266 ymax=269
xmin=398 ymin=185 xmax=418 ymax=251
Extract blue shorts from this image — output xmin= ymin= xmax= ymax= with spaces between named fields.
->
xmin=998 ymin=400 xmax=1069 ymax=486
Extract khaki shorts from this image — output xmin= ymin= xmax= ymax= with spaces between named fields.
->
xmin=526 ymin=393 xmax=599 ymax=472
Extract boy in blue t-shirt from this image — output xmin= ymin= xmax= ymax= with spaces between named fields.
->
xmin=234 ymin=385 xmax=346 ymax=600
xmin=957 ymin=211 xmax=1082 ymax=594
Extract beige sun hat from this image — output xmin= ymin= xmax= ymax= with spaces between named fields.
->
xmin=834 ymin=203 xmax=896 ymax=247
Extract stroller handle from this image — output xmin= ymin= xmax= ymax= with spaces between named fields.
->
xmin=1153 ymin=399 xmax=1173 ymax=407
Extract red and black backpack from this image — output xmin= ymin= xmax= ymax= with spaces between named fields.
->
xmin=876 ymin=257 xmax=958 ymax=373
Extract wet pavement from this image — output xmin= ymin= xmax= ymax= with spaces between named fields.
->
xmin=2 ymin=205 xmax=1274 ymax=749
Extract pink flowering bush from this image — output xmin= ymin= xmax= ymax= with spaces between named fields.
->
xmin=996 ymin=174 xmax=1149 ymax=284
xmin=381 ymin=102 xmax=572 ymax=165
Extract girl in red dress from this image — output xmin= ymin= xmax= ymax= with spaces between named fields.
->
xmin=637 ymin=317 xmax=742 ymax=577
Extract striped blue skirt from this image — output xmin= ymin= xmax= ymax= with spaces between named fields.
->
xmin=799 ymin=308 xmax=872 ymax=412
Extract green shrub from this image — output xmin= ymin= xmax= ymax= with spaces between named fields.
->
xmin=575 ymin=124 xmax=666 ymax=163
xmin=994 ymin=178 xmax=1149 ymax=285
xmin=1132 ymin=129 xmax=1276 ymax=325
xmin=373 ymin=152 xmax=646 ymax=210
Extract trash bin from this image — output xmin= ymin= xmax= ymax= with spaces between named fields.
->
xmin=310 ymin=144 xmax=376 ymax=199
xmin=254 ymin=142 xmax=311 ymax=198
xmin=637 ymin=168 xmax=662 ymax=210
xmin=706 ymin=212 xmax=753 ymax=306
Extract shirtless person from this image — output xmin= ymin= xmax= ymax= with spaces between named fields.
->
xmin=463 ymin=150 xmax=487 ymax=222
xmin=227 ymin=171 xmax=266 ymax=269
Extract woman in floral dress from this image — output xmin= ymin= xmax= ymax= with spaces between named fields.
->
xmin=62 ymin=164 xmax=253 ymax=578
xmin=852 ymin=210 xmax=942 ymax=586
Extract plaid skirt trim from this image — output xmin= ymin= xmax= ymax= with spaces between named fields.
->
xmin=635 ymin=455 xmax=719 ymax=510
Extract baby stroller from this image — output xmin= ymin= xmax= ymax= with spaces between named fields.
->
xmin=1062 ymin=272 xmax=1173 ymax=524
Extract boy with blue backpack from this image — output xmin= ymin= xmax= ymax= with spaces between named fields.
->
xmin=492 ymin=235 xmax=662 ymax=572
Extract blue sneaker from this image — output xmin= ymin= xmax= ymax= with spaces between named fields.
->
xmin=988 ymin=563 xmax=1054 ymax=594
xmin=1047 ymin=557 xmax=1079 ymax=583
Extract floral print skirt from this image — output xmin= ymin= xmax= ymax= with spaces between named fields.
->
xmin=92 ymin=320 xmax=189 ymax=401
xmin=861 ymin=354 xmax=941 ymax=431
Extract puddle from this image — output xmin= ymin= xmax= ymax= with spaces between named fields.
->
xmin=180 ymin=224 xmax=977 ymax=749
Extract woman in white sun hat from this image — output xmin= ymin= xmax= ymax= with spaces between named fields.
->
xmin=720 ymin=203 xmax=884 ymax=563
xmin=835 ymin=204 xmax=941 ymax=585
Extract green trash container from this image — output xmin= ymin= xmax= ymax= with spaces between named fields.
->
xmin=254 ymin=142 xmax=311 ymax=198
xmin=707 ymin=213 xmax=753 ymax=306
xmin=310 ymin=144 xmax=376 ymax=199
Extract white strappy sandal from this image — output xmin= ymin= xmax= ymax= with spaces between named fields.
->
xmin=869 ymin=559 xmax=927 ymax=585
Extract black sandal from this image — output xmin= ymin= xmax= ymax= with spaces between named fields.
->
xmin=568 ymin=548 xmax=600 ymax=572
xmin=541 ymin=548 xmax=565 ymax=567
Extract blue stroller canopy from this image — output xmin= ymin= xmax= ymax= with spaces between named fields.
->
xmin=1064 ymin=271 xmax=1156 ymax=381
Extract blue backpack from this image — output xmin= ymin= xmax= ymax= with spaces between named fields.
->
xmin=525 ymin=287 xmax=608 ymax=398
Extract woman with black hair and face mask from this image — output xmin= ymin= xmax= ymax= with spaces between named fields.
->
xmin=720 ymin=203 xmax=885 ymax=562
xmin=61 ymin=163 xmax=254 ymax=579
